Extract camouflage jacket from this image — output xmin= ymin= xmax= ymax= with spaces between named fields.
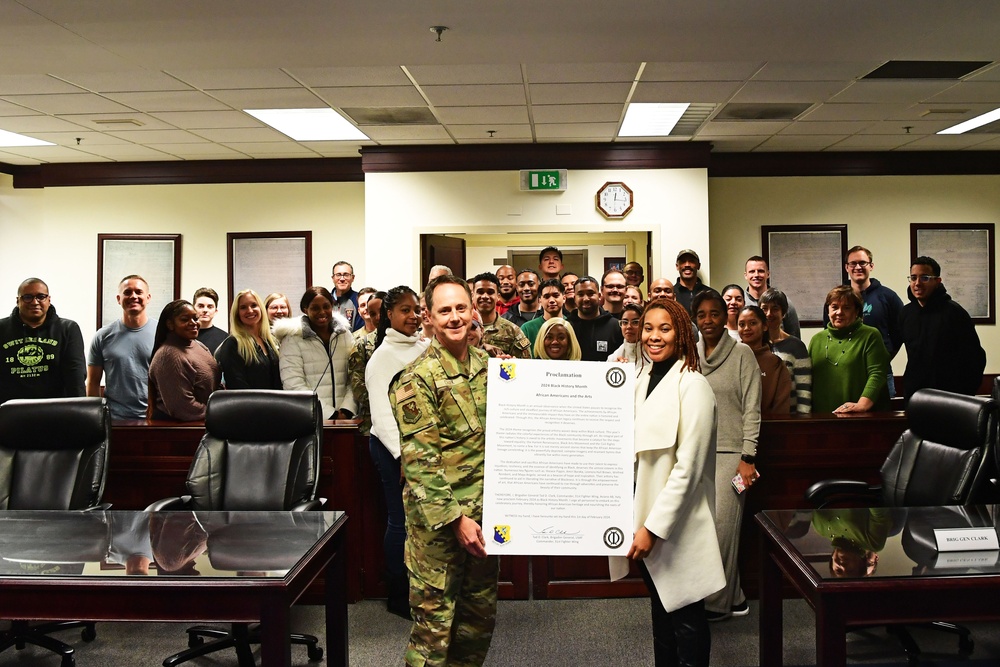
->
xmin=348 ymin=329 xmax=378 ymax=435
xmin=391 ymin=338 xmax=489 ymax=531
xmin=481 ymin=315 xmax=531 ymax=359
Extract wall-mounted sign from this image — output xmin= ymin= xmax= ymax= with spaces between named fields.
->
xmin=519 ymin=169 xmax=568 ymax=191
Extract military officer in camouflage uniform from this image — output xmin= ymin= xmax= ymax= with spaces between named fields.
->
xmin=391 ymin=274 xmax=498 ymax=667
xmin=348 ymin=290 xmax=385 ymax=435
xmin=470 ymin=272 xmax=531 ymax=359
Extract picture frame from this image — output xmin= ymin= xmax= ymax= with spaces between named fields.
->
xmin=761 ymin=225 xmax=848 ymax=328
xmin=603 ymin=257 xmax=626 ymax=274
xmin=227 ymin=231 xmax=313 ymax=306
xmin=911 ymin=223 xmax=995 ymax=324
xmin=97 ymin=234 xmax=181 ymax=329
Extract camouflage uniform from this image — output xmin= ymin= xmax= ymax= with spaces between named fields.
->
xmin=481 ymin=316 xmax=531 ymax=359
xmin=348 ymin=329 xmax=378 ymax=435
xmin=391 ymin=338 xmax=498 ymax=667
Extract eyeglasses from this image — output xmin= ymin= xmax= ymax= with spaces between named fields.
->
xmin=19 ymin=293 xmax=49 ymax=303
xmin=604 ymin=284 xmax=626 ymax=291
xmin=907 ymin=274 xmax=938 ymax=283
xmin=846 ymin=261 xmax=871 ymax=269
xmin=620 ymin=319 xmax=640 ymax=327
xmin=333 ymin=272 xmax=353 ymax=279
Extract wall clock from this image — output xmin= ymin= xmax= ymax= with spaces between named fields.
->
xmin=596 ymin=181 xmax=633 ymax=219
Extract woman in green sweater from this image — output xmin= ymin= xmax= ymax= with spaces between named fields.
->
xmin=808 ymin=285 xmax=890 ymax=413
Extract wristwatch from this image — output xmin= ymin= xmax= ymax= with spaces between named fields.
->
xmin=740 ymin=454 xmax=756 ymax=465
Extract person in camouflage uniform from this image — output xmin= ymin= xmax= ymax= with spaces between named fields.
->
xmin=391 ymin=274 xmax=498 ymax=667
xmin=348 ymin=291 xmax=385 ymax=435
xmin=470 ymin=272 xmax=530 ymax=359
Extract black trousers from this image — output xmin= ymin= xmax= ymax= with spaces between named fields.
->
xmin=638 ymin=561 xmax=711 ymax=667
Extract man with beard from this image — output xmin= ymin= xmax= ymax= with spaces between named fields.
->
xmin=673 ymin=249 xmax=712 ymax=313
xmin=503 ymin=269 xmax=544 ymax=328
xmin=494 ymin=265 xmax=519 ymax=316
xmin=472 ymin=272 xmax=531 ymax=359
xmin=567 ymin=276 xmax=623 ymax=361
xmin=520 ymin=278 xmax=566 ymax=349
xmin=600 ymin=269 xmax=627 ymax=319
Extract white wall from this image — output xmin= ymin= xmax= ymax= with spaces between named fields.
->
xmin=364 ymin=168 xmax=711 ymax=289
xmin=709 ymin=175 xmax=1000 ymax=374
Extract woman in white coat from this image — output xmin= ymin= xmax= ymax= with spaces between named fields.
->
xmin=611 ymin=298 xmax=725 ymax=667
xmin=274 ymin=286 xmax=357 ymax=420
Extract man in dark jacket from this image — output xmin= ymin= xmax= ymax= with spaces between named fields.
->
xmin=899 ymin=256 xmax=986 ymax=403
xmin=567 ymin=276 xmax=623 ymax=361
xmin=0 ymin=277 xmax=86 ymax=404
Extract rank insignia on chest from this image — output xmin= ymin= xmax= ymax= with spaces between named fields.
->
xmin=401 ymin=399 xmax=421 ymax=424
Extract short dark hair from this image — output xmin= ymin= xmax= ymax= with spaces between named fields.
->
xmin=539 ymin=278 xmax=564 ymax=294
xmin=561 ymin=271 xmax=579 ymax=281
xmin=575 ymin=275 xmax=599 ymax=290
xmin=912 ymin=255 xmax=940 ymax=276
xmin=18 ymin=277 xmax=48 ymax=294
xmin=119 ymin=275 xmax=148 ymax=289
xmin=622 ymin=303 xmax=643 ymax=318
xmin=745 ymin=255 xmax=767 ymax=268
xmin=471 ymin=272 xmax=500 ymax=288
xmin=758 ymin=288 xmax=788 ymax=316
xmin=192 ymin=287 xmax=218 ymax=306
xmin=601 ymin=269 xmax=626 ymax=286
xmin=845 ymin=245 xmax=873 ymax=264
xmin=299 ymin=286 xmax=334 ymax=312
xmin=357 ymin=286 xmax=377 ymax=299
xmin=691 ymin=288 xmax=725 ymax=313
xmin=517 ymin=268 xmax=540 ymax=282
xmin=424 ymin=274 xmax=472 ymax=312
xmin=539 ymin=246 xmax=563 ymax=262
xmin=721 ymin=284 xmax=745 ymax=299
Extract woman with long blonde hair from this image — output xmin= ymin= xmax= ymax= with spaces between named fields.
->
xmin=214 ymin=289 xmax=282 ymax=390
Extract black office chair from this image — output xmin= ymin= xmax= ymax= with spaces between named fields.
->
xmin=0 ymin=397 xmax=111 ymax=667
xmin=146 ymin=389 xmax=325 ymax=667
xmin=805 ymin=388 xmax=998 ymax=665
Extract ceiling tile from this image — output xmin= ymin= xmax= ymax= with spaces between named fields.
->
xmin=631 ymin=81 xmax=742 ymax=103
xmin=966 ymin=64 xmax=1000 ymax=82
xmin=705 ymin=137 xmax=767 ymax=152
xmin=924 ymin=82 xmax=1000 ymax=104
xmin=527 ymin=63 xmax=640 ymax=83
xmin=641 ymin=62 xmax=762 ymax=81
xmin=435 ymin=106 xmax=529 ymax=125
xmin=190 ymin=127 xmax=289 ymax=142
xmin=406 ymin=65 xmax=523 ymax=85
xmin=0 ymin=75 xmax=88 ymax=95
xmin=219 ymin=142 xmax=317 ymax=156
xmin=59 ymin=113 xmax=178 ymax=131
xmin=0 ymin=145 xmax=112 ymax=160
xmin=895 ymin=134 xmax=996 ymax=150
xmin=534 ymin=123 xmax=617 ymax=139
xmin=0 ymin=100 xmax=40 ymax=116
xmin=460 ymin=137 xmax=534 ymax=145
xmin=206 ymin=88 xmax=325 ymax=109
xmin=77 ymin=144 xmax=178 ymax=160
xmin=144 ymin=142 xmax=245 ymax=156
xmin=830 ymin=80 xmax=955 ymax=104
xmin=857 ymin=120 xmax=951 ymax=135
xmin=423 ymin=84 xmax=525 ymax=107
xmin=149 ymin=110 xmax=262 ymax=129
xmin=825 ymin=134 xmax=919 ymax=149
xmin=0 ymin=151 xmax=42 ymax=165
xmin=0 ymin=115 xmax=90 ymax=132
xmin=731 ymin=81 xmax=850 ymax=103
xmin=372 ymin=138 xmax=455 ymax=145
xmin=964 ymin=135 xmax=1000 ymax=149
xmin=800 ymin=103 xmax=910 ymax=121
xmin=4 ymin=93 xmax=135 ymax=115
xmin=105 ymin=129 xmax=207 ymax=143
xmin=54 ymin=71 xmax=193 ymax=93
xmin=530 ymin=83 xmax=631 ymax=105
xmin=287 ymin=66 xmax=412 ymax=87
xmin=27 ymin=131 xmax=132 ymax=146
xmin=448 ymin=124 xmax=533 ymax=140
xmin=363 ymin=125 xmax=451 ymax=141
xmin=752 ymin=61 xmax=881 ymax=82
xmin=313 ymin=86 xmax=426 ymax=107
xmin=887 ymin=103 xmax=996 ymax=121
xmin=778 ymin=120 xmax=872 ymax=135
xmin=756 ymin=135 xmax=847 ymax=150
xmin=168 ymin=69 xmax=300 ymax=90
xmin=104 ymin=91 xmax=231 ymax=112
xmin=697 ymin=120 xmax=791 ymax=136
xmin=531 ymin=104 xmax=623 ymax=124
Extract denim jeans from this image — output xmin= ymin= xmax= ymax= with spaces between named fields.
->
xmin=369 ymin=434 xmax=406 ymax=577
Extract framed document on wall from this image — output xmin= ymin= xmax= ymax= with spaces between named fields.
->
xmin=227 ymin=231 xmax=313 ymax=306
xmin=762 ymin=225 xmax=847 ymax=328
xmin=97 ymin=234 xmax=182 ymax=329
xmin=911 ymin=223 xmax=995 ymax=324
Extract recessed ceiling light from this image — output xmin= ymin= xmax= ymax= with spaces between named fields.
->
xmin=937 ymin=107 xmax=1000 ymax=134
xmin=618 ymin=103 xmax=690 ymax=137
xmin=244 ymin=108 xmax=369 ymax=141
xmin=0 ymin=129 xmax=55 ymax=147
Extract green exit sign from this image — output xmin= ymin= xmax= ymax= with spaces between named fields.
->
xmin=520 ymin=169 xmax=568 ymax=191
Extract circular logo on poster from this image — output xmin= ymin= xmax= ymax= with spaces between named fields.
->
xmin=17 ymin=344 xmax=44 ymax=367
xmin=603 ymin=527 xmax=625 ymax=549
xmin=605 ymin=367 xmax=626 ymax=388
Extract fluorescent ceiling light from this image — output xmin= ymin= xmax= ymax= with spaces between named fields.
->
xmin=619 ymin=103 xmax=690 ymax=137
xmin=937 ymin=107 xmax=1000 ymax=134
xmin=244 ymin=108 xmax=369 ymax=141
xmin=0 ymin=129 xmax=55 ymax=147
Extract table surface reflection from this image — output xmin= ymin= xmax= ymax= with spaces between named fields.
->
xmin=0 ymin=510 xmax=345 ymax=579
xmin=760 ymin=505 xmax=1000 ymax=581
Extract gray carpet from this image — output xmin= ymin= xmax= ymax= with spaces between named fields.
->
xmin=2 ymin=598 xmax=999 ymax=665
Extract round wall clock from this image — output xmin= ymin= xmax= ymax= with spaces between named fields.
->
xmin=596 ymin=181 xmax=633 ymax=219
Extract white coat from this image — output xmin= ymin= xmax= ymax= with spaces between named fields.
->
xmin=610 ymin=359 xmax=726 ymax=612
xmin=274 ymin=313 xmax=357 ymax=419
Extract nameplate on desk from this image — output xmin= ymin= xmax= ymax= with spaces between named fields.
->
xmin=934 ymin=550 xmax=1000 ymax=569
xmin=933 ymin=527 xmax=1000 ymax=552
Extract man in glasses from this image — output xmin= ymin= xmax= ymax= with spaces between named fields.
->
xmin=0 ymin=278 xmax=85 ymax=404
xmin=825 ymin=246 xmax=904 ymax=397
xmin=331 ymin=260 xmax=364 ymax=332
xmin=900 ymin=256 xmax=985 ymax=404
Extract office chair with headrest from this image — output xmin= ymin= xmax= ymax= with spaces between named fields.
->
xmin=146 ymin=389 xmax=324 ymax=667
xmin=0 ymin=397 xmax=111 ymax=667
xmin=805 ymin=388 xmax=999 ymax=664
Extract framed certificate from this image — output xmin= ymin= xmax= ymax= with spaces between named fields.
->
xmin=762 ymin=225 xmax=848 ymax=328
xmin=97 ymin=234 xmax=181 ymax=329
xmin=227 ymin=231 xmax=313 ymax=306
xmin=911 ymin=223 xmax=995 ymax=324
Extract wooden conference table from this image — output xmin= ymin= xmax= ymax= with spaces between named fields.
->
xmin=0 ymin=510 xmax=348 ymax=667
xmin=757 ymin=506 xmax=1000 ymax=666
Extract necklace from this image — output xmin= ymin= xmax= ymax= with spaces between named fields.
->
xmin=824 ymin=332 xmax=852 ymax=366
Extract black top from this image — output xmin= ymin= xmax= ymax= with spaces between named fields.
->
xmin=646 ymin=358 xmax=678 ymax=398
xmin=0 ymin=305 xmax=86 ymax=404
xmin=197 ymin=326 xmax=229 ymax=355
xmin=214 ymin=336 xmax=282 ymax=390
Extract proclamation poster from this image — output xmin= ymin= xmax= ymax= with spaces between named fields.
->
xmin=483 ymin=358 xmax=634 ymax=556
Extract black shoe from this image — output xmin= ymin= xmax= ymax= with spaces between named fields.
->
xmin=730 ymin=600 xmax=750 ymax=617
xmin=706 ymin=610 xmax=728 ymax=622
xmin=386 ymin=573 xmax=411 ymax=620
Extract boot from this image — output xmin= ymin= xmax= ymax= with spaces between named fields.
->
xmin=386 ymin=572 xmax=411 ymax=620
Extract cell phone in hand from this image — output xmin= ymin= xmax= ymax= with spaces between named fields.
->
xmin=732 ymin=471 xmax=760 ymax=495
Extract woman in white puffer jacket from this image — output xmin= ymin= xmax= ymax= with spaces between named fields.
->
xmin=274 ymin=286 xmax=357 ymax=420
